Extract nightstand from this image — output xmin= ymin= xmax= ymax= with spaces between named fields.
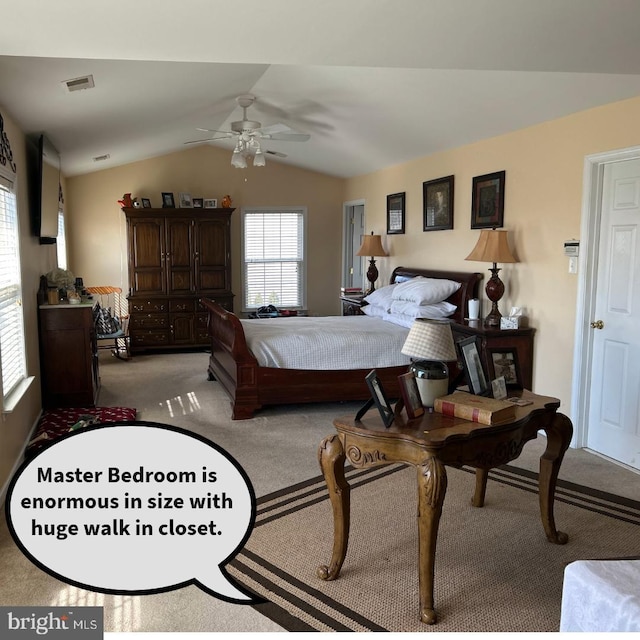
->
xmin=340 ymin=294 xmax=366 ymax=316
xmin=451 ymin=320 xmax=535 ymax=390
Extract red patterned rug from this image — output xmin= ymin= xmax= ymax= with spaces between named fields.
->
xmin=27 ymin=406 xmax=137 ymax=457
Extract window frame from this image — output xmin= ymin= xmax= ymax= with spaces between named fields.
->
xmin=0 ymin=165 xmax=32 ymax=412
xmin=241 ymin=207 xmax=307 ymax=313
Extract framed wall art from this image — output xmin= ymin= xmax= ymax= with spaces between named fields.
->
xmin=471 ymin=170 xmax=505 ymax=229
xmin=423 ymin=175 xmax=454 ymax=231
xmin=386 ymin=192 xmax=405 ymax=234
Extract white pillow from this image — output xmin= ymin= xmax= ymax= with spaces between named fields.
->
xmin=363 ymin=283 xmax=396 ymax=311
xmin=389 ymin=300 xmax=457 ymax=319
xmin=361 ymin=304 xmax=387 ymax=318
xmin=391 ymin=276 xmax=461 ymax=306
xmin=382 ymin=313 xmax=414 ymax=328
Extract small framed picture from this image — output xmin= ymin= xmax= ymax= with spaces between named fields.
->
xmin=471 ymin=170 xmax=505 ymax=229
xmin=141 ymin=198 xmax=152 ymax=208
xmin=365 ymin=370 xmax=396 ymax=427
xmin=457 ymin=336 xmax=489 ymax=396
xmin=423 ymin=175 xmax=454 ymax=231
xmin=179 ymin=192 xmax=193 ymax=208
xmin=491 ymin=376 xmax=508 ymax=400
xmin=398 ymin=371 xmax=425 ymax=419
xmin=386 ymin=192 xmax=405 ymax=235
xmin=161 ymin=192 xmax=175 ymax=208
xmin=192 ymin=198 xmax=204 ymax=208
xmin=489 ymin=348 xmax=521 ymax=389
xmin=204 ymin=198 xmax=218 ymax=209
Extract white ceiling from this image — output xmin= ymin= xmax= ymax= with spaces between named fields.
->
xmin=2 ymin=0 xmax=640 ymax=178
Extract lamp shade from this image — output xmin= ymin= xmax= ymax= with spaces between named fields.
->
xmin=465 ymin=229 xmax=518 ymax=264
xmin=401 ymin=319 xmax=457 ymax=362
xmin=356 ymin=232 xmax=388 ymax=257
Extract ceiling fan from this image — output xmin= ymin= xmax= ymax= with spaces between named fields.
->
xmin=185 ymin=94 xmax=310 ymax=167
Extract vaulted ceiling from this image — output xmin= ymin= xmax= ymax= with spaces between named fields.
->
xmin=2 ymin=0 xmax=640 ymax=178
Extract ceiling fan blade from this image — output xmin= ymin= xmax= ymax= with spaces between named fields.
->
xmin=184 ymin=136 xmax=234 ymax=145
xmin=265 ymin=150 xmax=287 ymax=158
xmin=196 ymin=128 xmax=234 ymax=135
xmin=261 ymin=132 xmax=310 ymax=142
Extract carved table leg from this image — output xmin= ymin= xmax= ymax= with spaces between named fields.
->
xmin=317 ymin=434 xmax=350 ymax=581
xmin=416 ymin=456 xmax=448 ymax=624
xmin=472 ymin=468 xmax=489 ymax=507
xmin=539 ymin=413 xmax=573 ymax=544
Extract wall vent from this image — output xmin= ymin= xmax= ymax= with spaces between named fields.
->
xmin=93 ymin=154 xmax=110 ymax=162
xmin=62 ymin=74 xmax=95 ymax=92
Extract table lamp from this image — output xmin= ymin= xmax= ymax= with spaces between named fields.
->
xmin=465 ymin=229 xmax=518 ymax=328
xmin=356 ymin=232 xmax=388 ymax=295
xmin=401 ymin=319 xmax=457 ymax=407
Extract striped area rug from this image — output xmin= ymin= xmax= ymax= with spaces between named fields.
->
xmin=229 ymin=463 xmax=640 ymax=632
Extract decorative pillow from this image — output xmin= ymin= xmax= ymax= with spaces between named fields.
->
xmin=93 ymin=302 xmax=120 ymax=335
xmin=391 ymin=276 xmax=461 ymax=306
xmin=363 ymin=283 xmax=396 ymax=311
xmin=389 ymin=300 xmax=457 ymax=319
xmin=361 ymin=304 xmax=387 ymax=318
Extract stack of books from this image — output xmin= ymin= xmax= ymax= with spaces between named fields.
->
xmin=433 ymin=391 xmax=516 ymax=425
xmin=341 ymin=287 xmax=364 ymax=296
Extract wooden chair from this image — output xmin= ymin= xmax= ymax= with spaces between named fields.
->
xmin=85 ymin=286 xmax=130 ymax=360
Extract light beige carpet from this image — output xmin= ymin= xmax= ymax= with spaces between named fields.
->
xmin=230 ymin=462 xmax=640 ymax=632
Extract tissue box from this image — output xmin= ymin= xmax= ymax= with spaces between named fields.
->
xmin=500 ymin=316 xmax=521 ymax=330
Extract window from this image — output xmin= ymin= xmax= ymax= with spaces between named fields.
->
xmin=56 ymin=209 xmax=67 ymax=269
xmin=242 ymin=208 xmax=306 ymax=310
xmin=0 ymin=172 xmax=28 ymax=409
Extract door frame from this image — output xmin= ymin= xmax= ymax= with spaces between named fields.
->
xmin=571 ymin=144 xmax=640 ymax=448
xmin=342 ymin=198 xmax=365 ymax=288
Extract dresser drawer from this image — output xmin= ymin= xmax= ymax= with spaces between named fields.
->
xmin=170 ymin=299 xmax=196 ymax=313
xmin=130 ymin=299 xmax=167 ymax=313
xmin=131 ymin=330 xmax=170 ymax=347
xmin=130 ymin=314 xmax=169 ymax=329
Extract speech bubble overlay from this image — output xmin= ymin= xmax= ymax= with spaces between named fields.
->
xmin=6 ymin=421 xmax=260 ymax=604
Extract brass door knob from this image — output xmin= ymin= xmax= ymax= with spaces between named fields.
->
xmin=590 ymin=320 xmax=604 ymax=330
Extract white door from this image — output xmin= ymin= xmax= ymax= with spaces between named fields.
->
xmin=586 ymin=159 xmax=640 ymax=470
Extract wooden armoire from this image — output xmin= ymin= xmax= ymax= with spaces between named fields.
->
xmin=122 ymin=207 xmax=234 ymax=353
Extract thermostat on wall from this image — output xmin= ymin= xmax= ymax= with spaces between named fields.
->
xmin=564 ymin=240 xmax=579 ymax=257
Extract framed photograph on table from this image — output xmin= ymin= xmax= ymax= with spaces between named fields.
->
xmin=398 ymin=371 xmax=425 ymax=419
xmin=471 ymin=170 xmax=505 ymax=229
xmin=386 ymin=192 xmax=405 ymax=234
xmin=488 ymin=348 xmax=521 ymax=389
xmin=141 ymin=198 xmax=151 ymax=208
xmin=192 ymin=197 xmax=204 ymax=208
xmin=204 ymin=198 xmax=218 ymax=209
xmin=365 ymin=369 xmax=396 ymax=427
xmin=423 ymin=175 xmax=454 ymax=231
xmin=457 ymin=336 xmax=489 ymax=396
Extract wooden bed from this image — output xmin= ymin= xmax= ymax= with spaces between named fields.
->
xmin=202 ymin=266 xmax=482 ymax=419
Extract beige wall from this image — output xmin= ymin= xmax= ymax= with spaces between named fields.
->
xmin=66 ymin=145 xmax=346 ymax=316
xmin=344 ymin=95 xmax=640 ymax=416
xmin=0 ymin=106 xmax=58 ymax=493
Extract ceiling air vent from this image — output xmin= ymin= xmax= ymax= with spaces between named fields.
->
xmin=62 ymin=74 xmax=95 ymax=92
xmin=93 ymin=154 xmax=110 ymax=162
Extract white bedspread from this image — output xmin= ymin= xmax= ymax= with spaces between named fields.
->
xmin=560 ymin=559 xmax=640 ymax=632
xmin=241 ymin=315 xmax=412 ymax=370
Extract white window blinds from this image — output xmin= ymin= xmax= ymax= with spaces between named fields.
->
xmin=242 ymin=209 xmax=306 ymax=310
xmin=0 ymin=174 xmax=27 ymax=401
xmin=57 ymin=209 xmax=67 ymax=269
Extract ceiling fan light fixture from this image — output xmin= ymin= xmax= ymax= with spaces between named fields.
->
xmin=253 ymin=149 xmax=266 ymax=167
xmin=231 ymin=150 xmax=247 ymax=169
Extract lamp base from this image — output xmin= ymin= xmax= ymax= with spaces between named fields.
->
xmin=410 ymin=361 xmax=449 ymax=408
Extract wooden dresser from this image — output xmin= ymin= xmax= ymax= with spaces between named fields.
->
xmin=38 ymin=302 xmax=100 ymax=408
xmin=123 ymin=207 xmax=234 ymax=353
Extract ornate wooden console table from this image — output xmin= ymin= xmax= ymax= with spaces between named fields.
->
xmin=317 ymin=390 xmax=573 ymax=624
